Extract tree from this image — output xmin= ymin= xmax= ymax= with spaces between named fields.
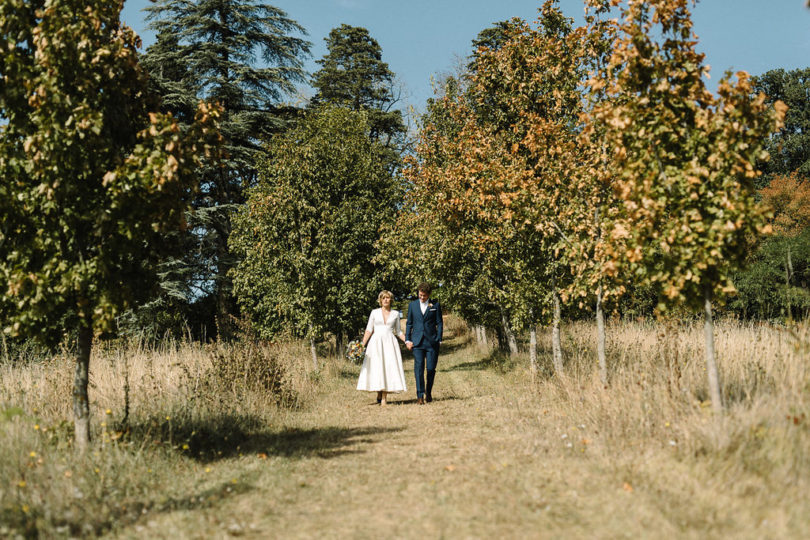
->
xmin=311 ymin=24 xmax=405 ymax=151
xmin=591 ymin=0 xmax=786 ymax=412
xmin=564 ymin=4 xmax=628 ymax=385
xmin=140 ymin=30 xmax=199 ymax=124
xmin=756 ymin=174 xmax=810 ymax=317
xmin=0 ymin=0 xmax=220 ymax=449
xmin=752 ymin=68 xmax=810 ymax=186
xmin=441 ymin=3 xmax=592 ymax=369
xmin=762 ymin=173 xmax=810 ymax=238
xmin=230 ymin=106 xmax=402 ymax=367
xmin=469 ymin=3 xmax=602 ymax=374
xmin=144 ymin=0 xmax=311 ymax=338
xmin=392 ymin=68 xmax=541 ymax=358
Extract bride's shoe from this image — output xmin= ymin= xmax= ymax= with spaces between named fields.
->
xmin=376 ymin=391 xmax=382 ymax=404
xmin=380 ymin=391 xmax=388 ymax=406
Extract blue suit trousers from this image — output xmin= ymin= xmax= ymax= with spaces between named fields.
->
xmin=413 ymin=343 xmax=438 ymax=399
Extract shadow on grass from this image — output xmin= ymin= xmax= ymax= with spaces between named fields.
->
xmin=393 ymin=396 xmax=465 ymax=405
xmin=441 ymin=349 xmax=518 ymax=373
xmin=125 ymin=415 xmax=403 ymax=463
xmin=434 ymin=339 xmax=470 ymax=356
xmin=58 ymin=422 xmax=400 ymax=537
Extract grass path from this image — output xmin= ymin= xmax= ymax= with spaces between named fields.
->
xmin=109 ymin=332 xmax=789 ymax=539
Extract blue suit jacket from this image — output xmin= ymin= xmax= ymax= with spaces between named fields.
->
xmin=405 ymin=299 xmax=443 ymax=349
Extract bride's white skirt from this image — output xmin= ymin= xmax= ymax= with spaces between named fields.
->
xmin=356 ymin=328 xmax=407 ymax=392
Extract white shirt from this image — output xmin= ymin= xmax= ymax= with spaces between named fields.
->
xmin=420 ymin=300 xmax=428 ymax=314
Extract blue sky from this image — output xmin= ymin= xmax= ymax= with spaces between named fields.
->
xmin=121 ymin=0 xmax=810 ymax=114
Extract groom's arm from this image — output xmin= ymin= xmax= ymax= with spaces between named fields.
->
xmin=436 ymin=301 xmax=443 ymax=343
xmin=405 ymin=301 xmax=413 ymax=343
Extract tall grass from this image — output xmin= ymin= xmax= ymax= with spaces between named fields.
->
xmin=0 ymin=338 xmax=318 ymax=537
xmin=520 ymin=319 xmax=810 ymax=534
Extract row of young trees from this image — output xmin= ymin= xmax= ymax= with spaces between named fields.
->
xmin=388 ymin=0 xmax=786 ymax=413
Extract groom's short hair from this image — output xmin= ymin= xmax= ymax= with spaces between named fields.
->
xmin=417 ymin=282 xmax=432 ymax=295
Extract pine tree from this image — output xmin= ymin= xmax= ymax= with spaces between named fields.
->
xmin=311 ymin=24 xmax=405 ymax=150
xmin=143 ymin=0 xmax=311 ymax=338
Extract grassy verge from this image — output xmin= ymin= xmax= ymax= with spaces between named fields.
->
xmin=0 ymin=339 xmax=318 ymax=537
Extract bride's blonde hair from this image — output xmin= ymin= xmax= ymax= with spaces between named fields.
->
xmin=377 ymin=290 xmax=394 ymax=306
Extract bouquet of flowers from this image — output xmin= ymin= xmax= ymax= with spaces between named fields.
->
xmin=346 ymin=340 xmax=365 ymax=364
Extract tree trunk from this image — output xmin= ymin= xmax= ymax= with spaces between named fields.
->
xmin=308 ymin=323 xmax=318 ymax=370
xmin=786 ymin=244 xmax=793 ymax=319
xmin=787 ymin=244 xmax=793 ymax=285
xmin=215 ymin=277 xmax=232 ymax=342
xmin=529 ymin=325 xmax=537 ymax=374
xmin=477 ymin=325 xmax=488 ymax=346
xmin=73 ymin=324 xmax=93 ymax=451
xmin=310 ymin=338 xmax=318 ymax=370
xmin=500 ymin=311 xmax=518 ymax=355
xmin=596 ymin=286 xmax=607 ymax=386
xmin=1 ymin=330 xmax=8 ymax=364
xmin=551 ymin=284 xmax=563 ymax=375
xmin=703 ymin=289 xmax=723 ymax=413
xmin=335 ymin=332 xmax=344 ymax=358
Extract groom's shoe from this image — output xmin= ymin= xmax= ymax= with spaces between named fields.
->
xmin=416 ymin=397 xmax=425 ymax=405
xmin=425 ymin=394 xmax=432 ymax=403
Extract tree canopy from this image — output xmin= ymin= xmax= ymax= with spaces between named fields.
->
xmin=753 ymin=68 xmax=810 ymax=185
xmin=0 ymin=0 xmax=221 ymax=447
xmin=230 ymin=106 xmax=403 ymax=363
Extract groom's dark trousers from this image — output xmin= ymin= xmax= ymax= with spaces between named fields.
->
xmin=406 ymin=299 xmax=443 ymax=400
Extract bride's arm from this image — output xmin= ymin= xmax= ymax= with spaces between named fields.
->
xmin=396 ymin=311 xmax=406 ymax=342
xmin=362 ymin=311 xmax=375 ymax=347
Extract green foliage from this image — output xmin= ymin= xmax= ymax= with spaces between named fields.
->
xmin=0 ymin=0 xmax=221 ymax=447
xmin=0 ymin=0 xmax=220 ymax=342
xmin=230 ymin=106 xmax=403 ymax=341
xmin=143 ymin=0 xmax=312 ymax=335
xmin=393 ymin=2 xmax=590 ymax=335
xmin=752 ymin=68 xmax=810 ymax=186
xmin=591 ymin=0 xmax=784 ymax=312
xmin=730 ymin=228 xmax=810 ymax=320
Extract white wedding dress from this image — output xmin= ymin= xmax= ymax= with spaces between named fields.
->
xmin=356 ymin=308 xmax=408 ymax=393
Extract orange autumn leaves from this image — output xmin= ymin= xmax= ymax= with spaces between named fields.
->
xmin=761 ymin=174 xmax=810 ymax=238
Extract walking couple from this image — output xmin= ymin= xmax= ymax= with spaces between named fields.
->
xmin=355 ymin=282 xmax=443 ymax=406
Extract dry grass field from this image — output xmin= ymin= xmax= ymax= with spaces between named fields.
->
xmin=1 ymin=315 xmax=808 ymax=538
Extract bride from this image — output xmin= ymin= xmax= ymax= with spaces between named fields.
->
xmin=356 ymin=290 xmax=407 ymax=405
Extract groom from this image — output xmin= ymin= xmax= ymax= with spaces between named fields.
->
xmin=405 ymin=282 xmax=443 ymax=405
